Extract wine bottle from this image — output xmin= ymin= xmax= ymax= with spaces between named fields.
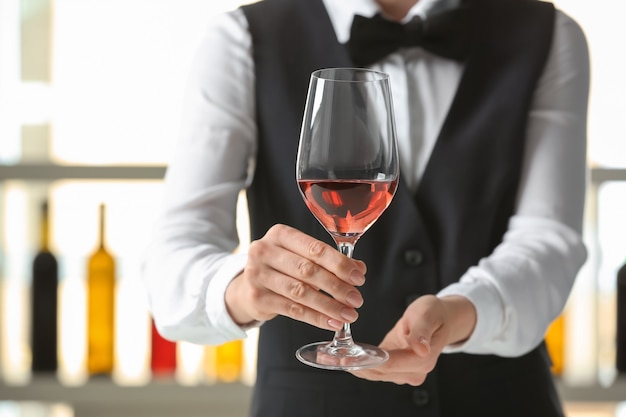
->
xmin=87 ymin=203 xmax=116 ymax=376
xmin=545 ymin=314 xmax=565 ymax=376
xmin=30 ymin=200 xmax=58 ymax=373
xmin=215 ymin=340 xmax=243 ymax=383
xmin=150 ymin=318 xmax=177 ymax=378
xmin=203 ymin=345 xmax=218 ymax=384
xmin=617 ymin=261 xmax=626 ymax=373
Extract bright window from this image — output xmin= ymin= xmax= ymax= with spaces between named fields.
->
xmin=553 ymin=0 xmax=626 ymax=168
xmin=0 ymin=0 xmax=255 ymax=386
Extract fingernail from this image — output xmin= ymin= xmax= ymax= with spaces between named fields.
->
xmin=340 ymin=307 xmax=358 ymax=322
xmin=346 ymin=291 xmax=363 ymax=308
xmin=328 ymin=319 xmax=343 ymax=330
xmin=349 ymin=270 xmax=365 ymax=285
xmin=419 ymin=336 xmax=431 ymax=354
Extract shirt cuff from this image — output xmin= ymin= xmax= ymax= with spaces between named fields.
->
xmin=437 ymin=275 xmax=504 ymax=354
xmin=205 ymin=252 xmax=254 ymax=341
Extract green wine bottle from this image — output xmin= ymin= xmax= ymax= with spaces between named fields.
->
xmin=31 ymin=200 xmax=59 ymax=373
xmin=617 ymin=260 xmax=626 ymax=373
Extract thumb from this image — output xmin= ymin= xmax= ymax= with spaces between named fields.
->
xmin=407 ymin=324 xmax=432 ymax=357
xmin=411 ymin=335 xmax=430 ymax=357
xmin=402 ymin=294 xmax=441 ymax=357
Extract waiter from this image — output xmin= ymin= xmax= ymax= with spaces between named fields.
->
xmin=142 ymin=0 xmax=590 ymax=415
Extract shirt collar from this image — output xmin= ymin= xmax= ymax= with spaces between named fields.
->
xmin=322 ymin=0 xmax=461 ymax=44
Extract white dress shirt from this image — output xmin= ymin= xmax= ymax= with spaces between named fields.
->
xmin=142 ymin=0 xmax=589 ymax=357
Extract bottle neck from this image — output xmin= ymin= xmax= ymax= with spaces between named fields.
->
xmin=40 ymin=202 xmax=50 ymax=251
xmin=98 ymin=203 xmax=106 ymax=249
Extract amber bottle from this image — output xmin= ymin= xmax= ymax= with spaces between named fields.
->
xmin=86 ymin=203 xmax=116 ymax=376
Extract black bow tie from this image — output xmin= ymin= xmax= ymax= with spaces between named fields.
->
xmin=347 ymin=8 xmax=470 ymax=67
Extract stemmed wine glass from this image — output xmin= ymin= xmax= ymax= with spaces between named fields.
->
xmin=295 ymin=68 xmax=399 ymax=370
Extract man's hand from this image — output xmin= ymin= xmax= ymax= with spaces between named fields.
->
xmin=225 ymin=224 xmax=367 ymax=331
xmin=349 ymin=295 xmax=477 ymax=385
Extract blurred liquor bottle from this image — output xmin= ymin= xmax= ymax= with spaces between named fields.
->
xmin=617 ymin=261 xmax=626 ymax=373
xmin=204 ymin=340 xmax=243 ymax=383
xmin=31 ymin=200 xmax=58 ymax=373
xmin=545 ymin=314 xmax=565 ymax=376
xmin=86 ymin=203 xmax=116 ymax=376
xmin=151 ymin=318 xmax=177 ymax=378
xmin=203 ymin=345 xmax=218 ymax=385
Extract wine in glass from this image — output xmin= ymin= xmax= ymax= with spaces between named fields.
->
xmin=295 ymin=68 xmax=399 ymax=370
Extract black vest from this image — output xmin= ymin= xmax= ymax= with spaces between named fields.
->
xmin=242 ymin=1 xmax=563 ymax=416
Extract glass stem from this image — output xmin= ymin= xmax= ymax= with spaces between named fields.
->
xmin=332 ymin=242 xmax=356 ymax=348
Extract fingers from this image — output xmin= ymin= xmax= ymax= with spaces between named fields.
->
xmin=350 ymin=348 xmax=436 ymax=386
xmin=262 ymin=270 xmax=361 ymax=330
xmin=254 ymin=229 xmax=364 ymax=301
xmin=265 ymin=224 xmax=367 ymax=280
xmin=349 ymin=295 xmax=452 ymax=385
xmin=402 ymin=295 xmax=444 ymax=356
xmin=227 ymin=224 xmax=367 ymax=331
xmin=405 ymin=324 xmax=433 ymax=357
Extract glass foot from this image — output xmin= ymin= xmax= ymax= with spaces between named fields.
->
xmin=296 ymin=341 xmax=388 ymax=370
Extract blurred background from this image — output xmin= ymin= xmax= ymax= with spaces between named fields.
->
xmin=0 ymin=0 xmax=625 ymax=416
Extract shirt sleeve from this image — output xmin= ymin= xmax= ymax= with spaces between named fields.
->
xmin=141 ymin=9 xmax=257 ymax=345
xmin=438 ymin=9 xmax=590 ymax=356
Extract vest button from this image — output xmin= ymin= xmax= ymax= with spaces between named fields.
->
xmin=411 ymin=388 xmax=430 ymax=407
xmin=404 ymin=249 xmax=423 ymax=266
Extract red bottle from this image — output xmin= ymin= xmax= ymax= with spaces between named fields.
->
xmin=150 ymin=319 xmax=177 ymax=378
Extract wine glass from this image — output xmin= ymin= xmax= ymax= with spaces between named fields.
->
xmin=295 ymin=68 xmax=399 ymax=370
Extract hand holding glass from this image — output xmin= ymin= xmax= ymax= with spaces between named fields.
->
xmin=295 ymin=68 xmax=400 ymax=370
